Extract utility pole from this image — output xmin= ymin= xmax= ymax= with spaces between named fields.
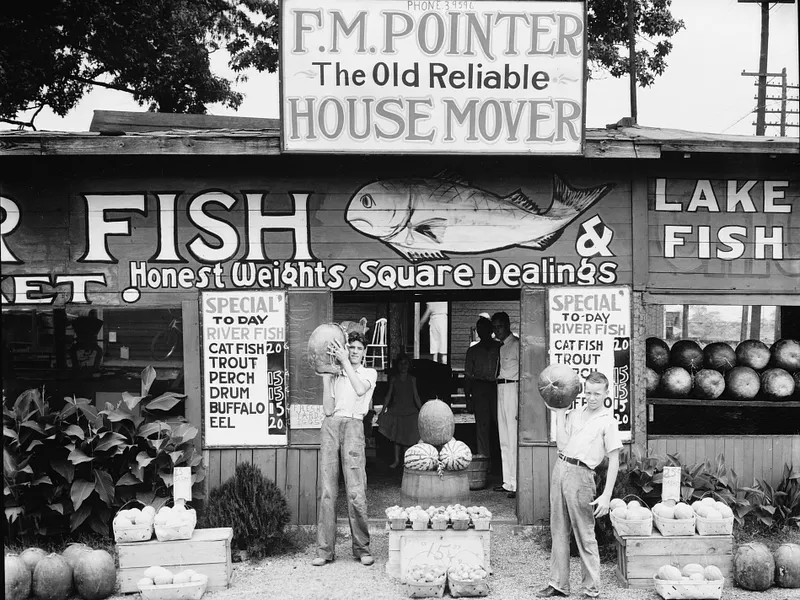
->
xmin=742 ymin=67 xmax=800 ymax=136
xmin=627 ymin=0 xmax=638 ymax=123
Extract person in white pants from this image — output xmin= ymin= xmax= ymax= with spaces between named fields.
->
xmin=491 ymin=311 xmax=519 ymax=499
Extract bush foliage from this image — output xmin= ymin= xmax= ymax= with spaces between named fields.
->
xmin=3 ymin=367 xmax=205 ymax=542
xmin=199 ymin=462 xmax=291 ymax=558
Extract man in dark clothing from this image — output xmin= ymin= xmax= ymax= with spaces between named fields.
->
xmin=463 ymin=317 xmax=501 ymax=460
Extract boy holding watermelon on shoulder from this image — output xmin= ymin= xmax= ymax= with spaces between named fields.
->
xmin=538 ymin=371 xmax=622 ymax=599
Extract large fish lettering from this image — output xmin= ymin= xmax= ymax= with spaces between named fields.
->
xmin=345 ymin=174 xmax=615 ymax=263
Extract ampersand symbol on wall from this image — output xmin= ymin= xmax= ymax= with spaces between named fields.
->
xmin=576 ymin=215 xmax=614 ymax=257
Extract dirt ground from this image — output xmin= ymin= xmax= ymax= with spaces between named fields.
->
xmin=121 ymin=524 xmax=799 ymax=600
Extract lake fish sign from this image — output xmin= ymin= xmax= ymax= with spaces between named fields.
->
xmin=280 ymin=0 xmax=587 ymax=154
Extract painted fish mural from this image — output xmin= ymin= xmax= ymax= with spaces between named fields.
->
xmin=345 ymin=174 xmax=615 ymax=263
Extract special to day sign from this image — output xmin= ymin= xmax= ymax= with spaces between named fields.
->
xmin=201 ymin=290 xmax=288 ymax=447
xmin=547 ymin=286 xmax=631 ymax=440
xmin=281 ymin=0 xmax=586 ymax=154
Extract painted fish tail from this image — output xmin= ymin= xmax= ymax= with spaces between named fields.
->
xmin=547 ymin=175 xmax=615 ymax=217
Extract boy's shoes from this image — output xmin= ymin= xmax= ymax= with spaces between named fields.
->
xmin=359 ymin=555 xmax=375 ymax=566
xmin=493 ymin=486 xmax=507 ymax=492
xmin=507 ymin=491 xmax=516 ymax=499
xmin=311 ymin=557 xmax=332 ymax=566
xmin=536 ymin=585 xmax=568 ymax=597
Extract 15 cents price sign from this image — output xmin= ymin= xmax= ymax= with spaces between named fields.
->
xmin=547 ymin=286 xmax=631 ymax=440
xmin=201 ymin=290 xmax=288 ymax=447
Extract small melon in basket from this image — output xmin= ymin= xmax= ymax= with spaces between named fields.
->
xmin=611 ymin=506 xmax=627 ymax=520
xmin=172 ymin=571 xmax=194 ymax=585
xmin=682 ymin=564 xmax=706 ymax=578
xmin=114 ymin=516 xmax=133 ymax=528
xmin=609 ymin=498 xmax=626 ymax=511
xmin=689 ymin=572 xmax=705 ymax=581
xmin=704 ymin=565 xmax=724 ymax=581
xmin=693 ymin=503 xmax=709 ymax=517
xmin=715 ymin=503 xmax=734 ymax=519
xmin=704 ymin=507 xmax=723 ymax=520
xmin=656 ymin=565 xmax=682 ymax=581
xmin=701 ymin=497 xmax=717 ymax=505
xmin=190 ymin=574 xmax=208 ymax=584
xmin=142 ymin=505 xmax=156 ymax=518
xmin=627 ymin=500 xmax=641 ymax=510
xmin=659 ymin=504 xmax=676 ymax=519
xmin=126 ymin=508 xmax=142 ymax=524
xmin=674 ymin=503 xmax=694 ymax=520
xmin=628 ymin=506 xmax=651 ymax=520
xmin=137 ymin=578 xmax=154 ymax=588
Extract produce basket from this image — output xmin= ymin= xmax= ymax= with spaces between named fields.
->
xmin=695 ymin=514 xmax=734 ymax=536
xmin=653 ymin=513 xmax=695 ymax=537
xmin=154 ymin=503 xmax=197 ymax=542
xmin=412 ymin=518 xmax=430 ymax=531
xmin=611 ymin=512 xmax=652 ymax=537
xmin=138 ymin=580 xmax=208 ymax=600
xmin=448 ymin=574 xmax=490 ymax=597
xmin=451 ymin=518 xmax=470 ymax=531
xmin=431 ymin=518 xmax=449 ymax=531
xmin=653 ymin=576 xmax=723 ymax=600
xmin=113 ymin=500 xmax=154 ymax=543
xmin=390 ymin=518 xmax=409 ymax=530
xmin=471 ymin=518 xmax=491 ymax=531
xmin=406 ymin=578 xmax=446 ymax=598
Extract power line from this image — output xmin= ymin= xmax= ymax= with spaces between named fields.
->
xmin=720 ymin=106 xmax=759 ymax=133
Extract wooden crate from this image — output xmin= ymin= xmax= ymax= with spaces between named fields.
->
xmin=614 ymin=530 xmax=732 ymax=589
xmin=386 ymin=527 xmax=491 ymax=580
xmin=117 ymin=527 xmax=233 ymax=594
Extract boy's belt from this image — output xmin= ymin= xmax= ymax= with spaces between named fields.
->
xmin=559 ymin=452 xmax=593 ymax=471
xmin=496 ymin=379 xmax=518 ymax=384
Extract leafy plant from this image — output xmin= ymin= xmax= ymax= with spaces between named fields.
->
xmin=3 ymin=367 xmax=204 ymax=542
xmin=199 ymin=462 xmax=291 ymax=559
xmin=743 ymin=464 xmax=800 ymax=531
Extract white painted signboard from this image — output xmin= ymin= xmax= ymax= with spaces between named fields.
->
xmin=547 ymin=286 xmax=632 ymax=441
xmin=201 ymin=290 xmax=288 ymax=447
xmin=281 ymin=0 xmax=586 ymax=154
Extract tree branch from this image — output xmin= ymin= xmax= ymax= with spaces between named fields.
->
xmin=67 ymin=75 xmax=137 ymax=95
xmin=1 ymin=116 xmax=37 ymax=131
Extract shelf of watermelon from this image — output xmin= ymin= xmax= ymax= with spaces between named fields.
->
xmin=647 ymin=397 xmax=800 ymax=408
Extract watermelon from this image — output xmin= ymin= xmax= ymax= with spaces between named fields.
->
xmin=725 ymin=366 xmax=760 ymax=400
xmin=61 ymin=543 xmax=93 ymax=571
xmin=20 ymin=547 xmax=48 ymax=573
xmin=645 ymin=367 xmax=660 ymax=397
xmin=761 ymin=368 xmax=795 ymax=401
xmin=537 ymin=363 xmax=581 ymax=409
xmin=646 ymin=337 xmax=670 ymax=372
xmin=307 ymin=323 xmax=346 ymax=374
xmin=670 ymin=340 xmax=704 ymax=373
xmin=771 ymin=339 xmax=800 ymax=372
xmin=438 ymin=439 xmax=472 ymax=471
xmin=703 ymin=342 xmax=736 ymax=373
xmin=5 ymin=554 xmax=32 ymax=600
xmin=734 ymin=542 xmax=775 ymax=591
xmin=693 ymin=369 xmax=725 ymax=399
xmin=774 ymin=543 xmax=800 ymax=588
xmin=404 ymin=442 xmax=439 ymax=470
xmin=661 ymin=367 xmax=692 ymax=398
xmin=73 ymin=550 xmax=117 ymax=600
xmin=736 ymin=340 xmax=771 ymax=371
xmin=417 ymin=399 xmax=455 ymax=446
xmin=32 ymin=553 xmax=73 ymax=600
xmin=704 ymin=565 xmax=724 ymax=581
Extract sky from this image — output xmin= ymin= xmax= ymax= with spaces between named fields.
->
xmin=8 ymin=0 xmax=800 ymax=137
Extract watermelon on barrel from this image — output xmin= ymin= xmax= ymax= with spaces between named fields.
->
xmin=771 ymin=339 xmax=800 ymax=372
xmin=736 ymin=340 xmax=771 ymax=371
xmin=761 ymin=368 xmax=796 ymax=401
xmin=404 ymin=442 xmax=439 ymax=470
xmin=646 ymin=337 xmax=670 ymax=372
xmin=439 ymin=439 xmax=472 ymax=471
xmin=537 ymin=364 xmax=582 ymax=409
xmin=670 ymin=340 xmax=704 ymax=373
xmin=703 ymin=342 xmax=736 ymax=373
xmin=417 ymin=400 xmax=455 ymax=446
xmin=734 ymin=542 xmax=775 ymax=591
xmin=307 ymin=323 xmax=346 ymax=374
xmin=725 ymin=366 xmax=760 ymax=400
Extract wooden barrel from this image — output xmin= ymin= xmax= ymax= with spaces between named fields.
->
xmin=466 ymin=456 xmax=490 ymax=490
xmin=401 ymin=468 xmax=470 ymax=506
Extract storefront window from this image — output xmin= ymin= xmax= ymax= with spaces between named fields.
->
xmin=2 ymin=307 xmax=185 ymax=414
xmin=646 ymin=304 xmax=799 ymax=436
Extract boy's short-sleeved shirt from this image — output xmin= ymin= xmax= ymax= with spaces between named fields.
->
xmin=561 ymin=405 xmax=623 ymax=469
xmin=331 ymin=364 xmax=378 ymax=419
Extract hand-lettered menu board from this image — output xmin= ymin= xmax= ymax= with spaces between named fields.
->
xmin=547 ymin=286 xmax=632 ymax=441
xmin=201 ymin=290 xmax=287 ymax=447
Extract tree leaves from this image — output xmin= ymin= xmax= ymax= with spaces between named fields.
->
xmin=93 ymin=470 xmax=115 ymax=507
xmin=71 ymin=479 xmax=94 ymax=511
xmin=146 ymin=392 xmax=186 ymax=412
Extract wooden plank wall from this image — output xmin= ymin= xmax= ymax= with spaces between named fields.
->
xmin=206 ymin=447 xmax=320 ymax=526
xmin=648 ymin=436 xmax=800 ymax=488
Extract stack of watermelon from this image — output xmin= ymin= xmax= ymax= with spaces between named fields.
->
xmin=646 ymin=337 xmax=799 ymax=401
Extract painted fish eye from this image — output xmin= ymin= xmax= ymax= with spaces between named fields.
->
xmin=360 ymin=194 xmax=374 ymax=209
